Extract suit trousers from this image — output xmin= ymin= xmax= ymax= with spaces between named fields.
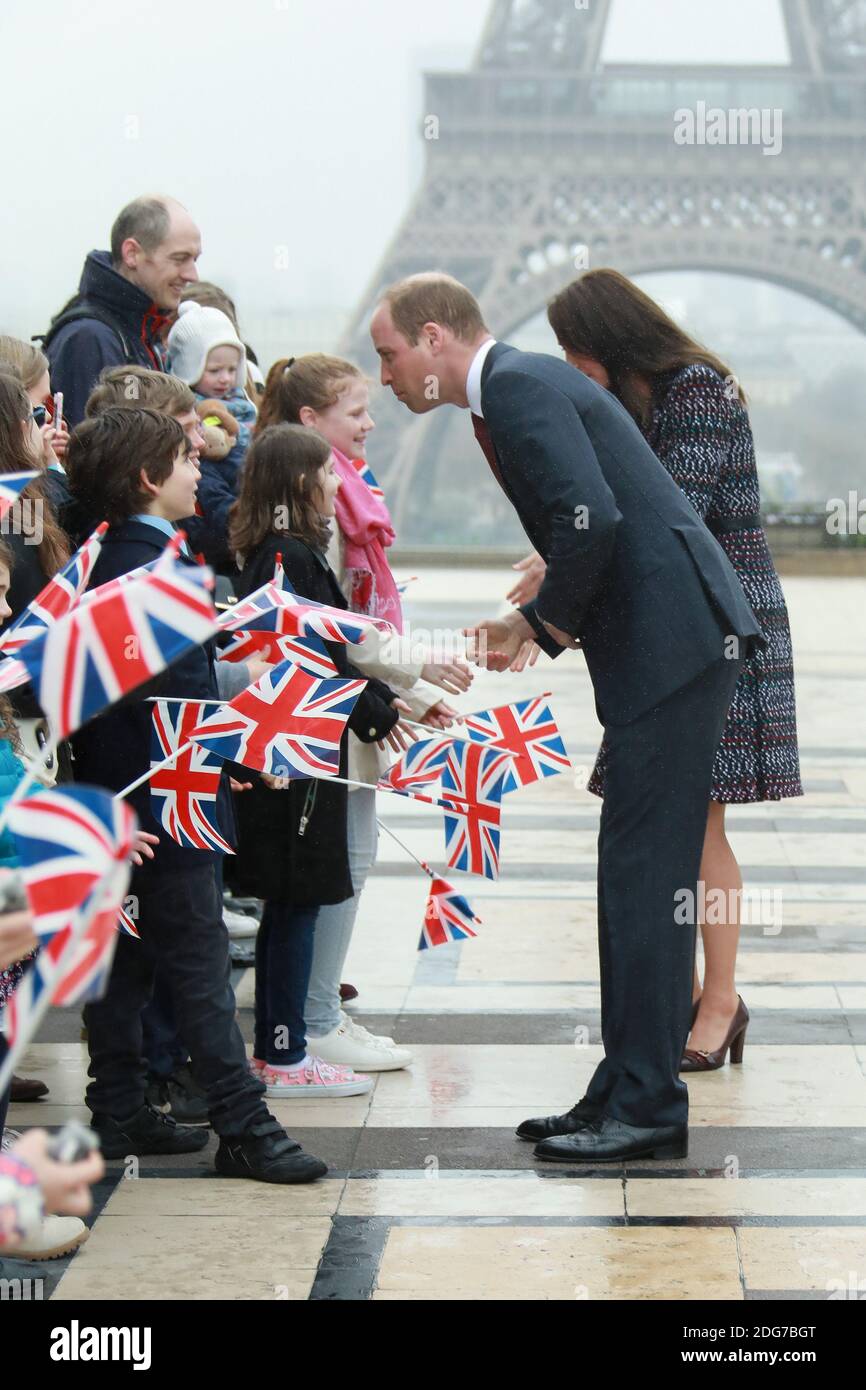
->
xmin=84 ymin=861 xmax=269 ymax=1138
xmin=584 ymin=653 xmax=743 ymax=1128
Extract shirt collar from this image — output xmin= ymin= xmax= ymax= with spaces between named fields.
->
xmin=465 ymin=337 xmax=497 ymax=418
xmin=130 ymin=513 xmax=191 ymax=556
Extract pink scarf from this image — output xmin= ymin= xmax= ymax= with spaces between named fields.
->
xmin=332 ymin=448 xmax=403 ymax=632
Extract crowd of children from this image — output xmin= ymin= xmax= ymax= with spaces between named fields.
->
xmin=0 ymin=239 xmax=474 ymax=1259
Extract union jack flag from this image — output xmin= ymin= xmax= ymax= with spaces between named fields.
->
xmin=150 ymin=699 xmax=234 ymax=853
xmin=74 ymin=531 xmax=183 ymax=614
xmin=0 ymin=522 xmax=108 ymax=657
xmin=52 ymin=855 xmax=132 ymax=1005
xmin=379 ymin=736 xmax=454 ymax=794
xmin=0 ymin=472 xmax=38 ymax=522
xmin=350 ymin=456 xmax=384 ymax=501
xmin=441 ymin=742 xmax=512 ymax=880
xmin=0 ymin=656 xmax=28 ymax=694
xmin=218 ymin=580 xmax=392 ymax=647
xmin=189 ymin=659 xmax=367 ymax=779
xmin=1 ymin=788 xmax=136 ymax=1080
xmin=463 ymin=694 xmax=571 ymax=793
xmin=9 ymin=785 xmax=136 ymax=944
xmin=219 ymin=626 xmax=336 ymax=678
xmin=2 ymin=928 xmax=66 ymax=1055
xmin=18 ymin=555 xmax=217 ymax=739
xmin=419 ymin=876 xmax=481 ymax=950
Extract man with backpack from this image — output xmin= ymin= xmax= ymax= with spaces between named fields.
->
xmin=43 ymin=195 xmax=201 ymax=426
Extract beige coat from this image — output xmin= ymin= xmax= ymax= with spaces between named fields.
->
xmin=326 ymin=525 xmax=441 ymax=788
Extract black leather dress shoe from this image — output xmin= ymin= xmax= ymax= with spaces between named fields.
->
xmin=534 ymin=1115 xmax=688 ymax=1164
xmin=516 ymin=1097 xmax=603 ymax=1142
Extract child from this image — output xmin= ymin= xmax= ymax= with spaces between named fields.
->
xmin=82 ymin=364 xmax=269 ymax=1122
xmin=227 ymin=423 xmax=403 ymax=1096
xmin=0 ymin=538 xmax=95 ymax=1258
xmin=255 ymin=356 xmax=473 ymax=1070
xmin=167 ymin=303 xmax=256 ymax=572
xmin=65 ymin=407 xmax=326 ymax=1182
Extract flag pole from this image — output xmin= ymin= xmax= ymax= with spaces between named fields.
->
xmin=375 ymin=816 xmax=436 ymax=880
xmin=0 ymin=854 xmax=126 ymax=1095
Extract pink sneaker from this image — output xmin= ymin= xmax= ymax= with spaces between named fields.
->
xmin=249 ymin=1057 xmax=265 ymax=1076
xmin=261 ymin=1055 xmax=373 ymax=1098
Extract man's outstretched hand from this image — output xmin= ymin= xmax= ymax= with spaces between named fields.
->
xmin=464 ymin=611 xmax=580 ymax=671
xmin=462 ymin=612 xmax=535 ymax=672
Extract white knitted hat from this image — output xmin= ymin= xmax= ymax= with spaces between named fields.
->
xmin=167 ymin=301 xmax=247 ymax=391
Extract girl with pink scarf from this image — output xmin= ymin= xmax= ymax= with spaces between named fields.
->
xmin=254 ymin=355 xmax=473 ymax=1075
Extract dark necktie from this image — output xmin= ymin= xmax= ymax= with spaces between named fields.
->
xmin=471 ymin=412 xmax=504 ymax=490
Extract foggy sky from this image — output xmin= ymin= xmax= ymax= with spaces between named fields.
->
xmin=2 ymin=0 xmax=792 ymax=352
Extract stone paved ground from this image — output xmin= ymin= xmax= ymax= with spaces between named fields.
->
xmin=7 ymin=568 xmax=866 ymax=1300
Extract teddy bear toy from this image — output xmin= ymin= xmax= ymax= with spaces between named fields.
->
xmin=195 ymin=399 xmax=240 ymax=461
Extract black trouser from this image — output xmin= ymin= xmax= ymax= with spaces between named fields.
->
xmin=84 ymin=860 xmax=269 ymax=1138
xmin=584 ymin=654 xmax=743 ymax=1129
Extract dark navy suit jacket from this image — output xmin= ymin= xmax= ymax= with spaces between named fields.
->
xmin=478 ymin=342 xmax=765 ymax=725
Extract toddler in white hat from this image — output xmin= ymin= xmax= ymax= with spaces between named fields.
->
xmin=167 ymin=301 xmax=257 ymax=459
xmin=167 ymin=301 xmax=257 ymax=570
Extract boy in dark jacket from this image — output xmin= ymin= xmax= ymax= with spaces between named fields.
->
xmin=65 ymin=407 xmax=327 ymax=1183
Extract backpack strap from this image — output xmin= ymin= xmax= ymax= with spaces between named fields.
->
xmin=37 ymin=301 xmax=132 ymax=359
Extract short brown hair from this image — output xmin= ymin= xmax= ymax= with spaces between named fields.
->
xmin=85 ymin=364 xmax=195 ymax=419
xmin=66 ymin=408 xmax=185 ymax=527
xmin=110 ymin=196 xmax=171 ymax=265
xmin=256 ymin=354 xmax=363 ymax=432
xmin=382 ymin=273 xmax=488 ymax=345
xmin=230 ymin=424 xmax=332 ymax=560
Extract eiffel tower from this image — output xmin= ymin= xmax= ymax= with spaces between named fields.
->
xmin=340 ymin=0 xmax=866 ymax=544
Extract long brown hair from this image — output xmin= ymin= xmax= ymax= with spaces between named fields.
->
xmin=256 ymin=354 xmax=363 ymax=432
xmin=230 ymin=424 xmax=332 ymax=561
xmin=0 ymin=538 xmax=24 ymax=750
xmin=0 ymin=336 xmax=49 ymax=393
xmin=0 ymin=370 xmax=70 ymax=574
xmin=547 ymin=268 xmax=744 ymax=427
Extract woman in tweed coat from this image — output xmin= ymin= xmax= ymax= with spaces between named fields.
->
xmin=510 ymin=268 xmax=802 ymax=1071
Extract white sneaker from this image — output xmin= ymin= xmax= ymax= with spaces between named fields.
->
xmin=261 ymin=1056 xmax=373 ymax=1098
xmin=309 ymin=1018 xmax=413 ymax=1072
xmin=224 ymin=908 xmax=258 ymax=939
xmin=339 ymin=1010 xmax=396 ymax=1046
xmin=12 ymin=1215 xmax=89 ymax=1261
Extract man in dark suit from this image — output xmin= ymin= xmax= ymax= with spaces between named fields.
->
xmin=370 ymin=273 xmax=764 ymax=1164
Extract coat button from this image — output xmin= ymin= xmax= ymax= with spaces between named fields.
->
xmin=368 ymin=728 xmax=377 ymax=737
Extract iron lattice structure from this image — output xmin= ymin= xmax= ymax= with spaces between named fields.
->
xmin=340 ymin=0 xmax=866 ymax=541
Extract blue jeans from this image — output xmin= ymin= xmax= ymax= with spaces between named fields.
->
xmin=305 ymin=790 xmax=378 ymax=1037
xmin=254 ymin=902 xmax=319 ymax=1066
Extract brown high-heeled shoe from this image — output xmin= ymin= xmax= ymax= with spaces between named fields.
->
xmin=680 ymin=996 xmax=749 ymax=1073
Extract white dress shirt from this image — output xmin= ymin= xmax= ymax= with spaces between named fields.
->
xmin=465 ymin=337 xmax=497 ymax=418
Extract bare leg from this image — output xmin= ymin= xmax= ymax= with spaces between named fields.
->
xmin=687 ymin=801 xmax=742 ymax=1053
